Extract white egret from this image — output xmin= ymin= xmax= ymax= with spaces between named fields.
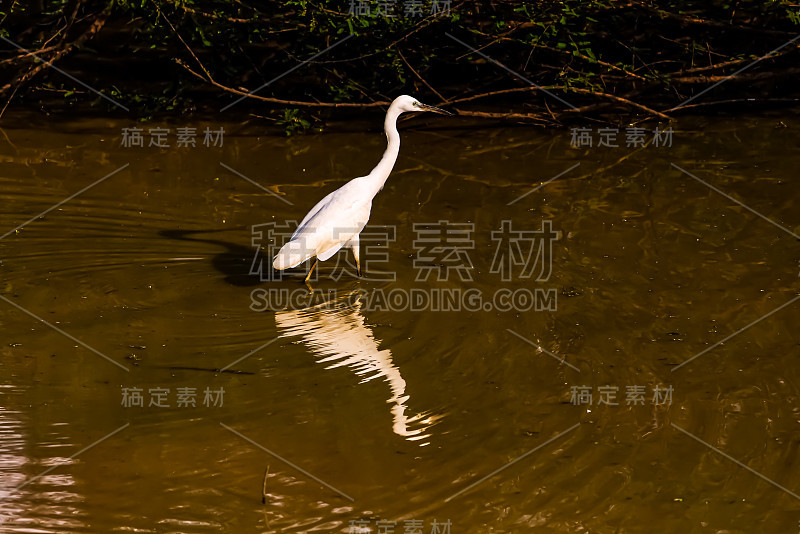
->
xmin=272 ymin=95 xmax=450 ymax=281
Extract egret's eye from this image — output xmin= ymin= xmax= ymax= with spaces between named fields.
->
xmin=412 ymin=101 xmax=420 ymax=107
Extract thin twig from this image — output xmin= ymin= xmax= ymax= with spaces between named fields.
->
xmin=0 ymin=8 xmax=109 ymax=97
xmin=159 ymin=9 xmax=214 ymax=82
xmin=0 ymin=45 xmax=59 ymax=66
xmin=450 ymin=108 xmax=553 ymax=125
xmin=261 ymin=465 xmax=269 ymax=504
xmin=0 ymin=83 xmax=21 ymax=120
xmin=565 ymin=87 xmax=672 ymax=120
xmin=176 ymin=58 xmax=390 ymax=108
xmin=397 ymin=49 xmax=446 ymax=103
xmin=665 ymin=97 xmax=800 ymax=112
xmin=671 ymin=66 xmax=800 ymax=84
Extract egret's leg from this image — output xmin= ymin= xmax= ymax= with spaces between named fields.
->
xmin=350 ymin=234 xmax=361 ymax=277
xmin=354 ymin=249 xmax=361 ymax=277
xmin=304 ymin=260 xmax=318 ymax=283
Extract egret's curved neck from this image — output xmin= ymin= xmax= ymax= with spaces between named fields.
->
xmin=365 ymin=106 xmax=401 ymax=196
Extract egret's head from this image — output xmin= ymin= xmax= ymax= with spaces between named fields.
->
xmin=393 ymin=95 xmax=451 ymax=115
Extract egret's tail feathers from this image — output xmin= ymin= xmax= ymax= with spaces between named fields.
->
xmin=272 ymin=240 xmax=315 ymax=270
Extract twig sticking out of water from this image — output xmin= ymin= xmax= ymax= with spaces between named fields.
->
xmin=261 ymin=465 xmax=270 ymax=504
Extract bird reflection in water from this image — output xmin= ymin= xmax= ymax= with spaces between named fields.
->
xmin=274 ymin=292 xmax=441 ymax=444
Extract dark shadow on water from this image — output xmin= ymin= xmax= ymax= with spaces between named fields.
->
xmin=158 ymin=228 xmax=271 ymax=287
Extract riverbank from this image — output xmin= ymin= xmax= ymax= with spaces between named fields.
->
xmin=1 ymin=1 xmax=799 ymax=132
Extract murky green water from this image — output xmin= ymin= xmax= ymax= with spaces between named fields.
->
xmin=1 ymin=110 xmax=799 ymax=533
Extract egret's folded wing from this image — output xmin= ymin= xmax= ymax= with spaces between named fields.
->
xmin=292 ymin=189 xmax=337 ymax=240
xmin=276 ymin=178 xmax=370 ymax=270
xmin=293 ymin=178 xmax=370 ymax=239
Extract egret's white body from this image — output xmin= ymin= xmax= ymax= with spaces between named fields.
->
xmin=272 ymin=95 xmax=449 ymax=280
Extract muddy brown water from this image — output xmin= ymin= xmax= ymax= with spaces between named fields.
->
xmin=0 ymin=110 xmax=799 ymax=533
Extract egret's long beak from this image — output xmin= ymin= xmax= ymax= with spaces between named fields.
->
xmin=418 ymin=102 xmax=452 ymax=115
